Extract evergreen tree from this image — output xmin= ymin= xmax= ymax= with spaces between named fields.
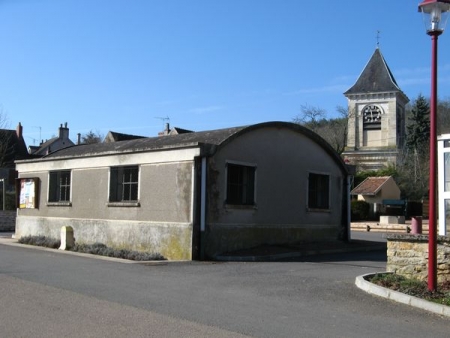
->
xmin=406 ymin=94 xmax=430 ymax=151
xmin=397 ymin=94 xmax=431 ymax=200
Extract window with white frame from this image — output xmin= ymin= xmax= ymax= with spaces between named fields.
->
xmin=109 ymin=166 xmax=139 ymax=202
xmin=49 ymin=170 xmax=71 ymax=202
xmin=226 ymin=162 xmax=256 ymax=206
xmin=308 ymin=172 xmax=330 ymax=210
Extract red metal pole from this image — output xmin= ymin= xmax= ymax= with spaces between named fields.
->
xmin=428 ymin=30 xmax=441 ymax=292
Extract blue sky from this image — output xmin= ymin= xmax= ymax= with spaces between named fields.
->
xmin=0 ymin=0 xmax=449 ymax=145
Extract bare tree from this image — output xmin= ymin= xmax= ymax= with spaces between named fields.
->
xmin=81 ymin=130 xmax=104 ymax=144
xmin=293 ymin=104 xmax=327 ymax=132
xmin=327 ymin=105 xmax=354 ymax=154
xmin=293 ymin=104 xmax=353 ymax=155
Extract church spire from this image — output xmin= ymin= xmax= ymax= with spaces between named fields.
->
xmin=344 ymin=48 xmax=402 ymax=96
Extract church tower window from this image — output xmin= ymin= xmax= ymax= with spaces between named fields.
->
xmin=362 ymin=105 xmax=382 ymax=147
xmin=363 ymin=105 xmax=382 ymax=130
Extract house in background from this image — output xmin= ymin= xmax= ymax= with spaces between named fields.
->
xmin=104 ymin=131 xmax=146 ymax=143
xmin=104 ymin=123 xmax=193 ymax=143
xmin=351 ymin=176 xmax=401 ymax=217
xmin=0 ymin=123 xmax=32 ymax=187
xmin=28 ymin=123 xmax=75 ymax=156
xmin=15 ymin=122 xmax=349 ymax=260
xmin=157 ymin=123 xmax=193 ymax=136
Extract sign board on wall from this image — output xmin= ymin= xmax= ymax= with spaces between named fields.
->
xmin=17 ymin=178 xmax=39 ymax=209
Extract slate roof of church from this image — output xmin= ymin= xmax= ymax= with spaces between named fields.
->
xmin=344 ymin=48 xmax=405 ymax=95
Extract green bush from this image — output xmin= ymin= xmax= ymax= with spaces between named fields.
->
xmin=351 ymin=200 xmax=370 ymax=221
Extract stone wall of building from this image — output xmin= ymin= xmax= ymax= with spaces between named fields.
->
xmin=0 ymin=210 xmax=16 ymax=232
xmin=386 ymin=234 xmax=450 ymax=282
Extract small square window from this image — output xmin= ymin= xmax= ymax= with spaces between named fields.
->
xmin=308 ymin=173 xmax=329 ymax=210
xmin=226 ymin=163 xmax=256 ymax=205
xmin=109 ymin=166 xmax=139 ymax=202
xmin=49 ymin=171 xmax=71 ymax=202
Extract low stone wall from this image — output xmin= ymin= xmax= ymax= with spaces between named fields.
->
xmin=386 ymin=234 xmax=450 ymax=282
xmin=0 ymin=211 xmax=16 ymax=231
xmin=15 ymin=215 xmax=192 ymax=260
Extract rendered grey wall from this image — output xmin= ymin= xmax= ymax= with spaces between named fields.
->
xmin=16 ymin=160 xmax=195 ymax=260
xmin=204 ymin=126 xmax=346 ymax=257
xmin=18 ymin=162 xmax=193 ymax=222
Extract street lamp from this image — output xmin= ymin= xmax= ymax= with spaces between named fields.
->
xmin=418 ymin=0 xmax=450 ymax=292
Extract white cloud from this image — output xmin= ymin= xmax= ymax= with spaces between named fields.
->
xmin=284 ymin=84 xmax=349 ymax=96
xmin=395 ymin=63 xmax=450 ymax=87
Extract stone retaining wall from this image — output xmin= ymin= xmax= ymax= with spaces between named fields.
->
xmin=386 ymin=234 xmax=450 ymax=282
xmin=0 ymin=211 xmax=16 ymax=232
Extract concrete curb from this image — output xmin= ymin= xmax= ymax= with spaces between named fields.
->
xmin=355 ymin=272 xmax=450 ymax=317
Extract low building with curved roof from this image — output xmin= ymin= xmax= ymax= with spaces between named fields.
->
xmin=15 ymin=121 xmax=349 ymax=260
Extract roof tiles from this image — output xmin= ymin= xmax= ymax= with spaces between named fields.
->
xmin=351 ymin=176 xmax=392 ymax=196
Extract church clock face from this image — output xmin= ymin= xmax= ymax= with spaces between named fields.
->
xmin=363 ymin=105 xmax=382 ymax=123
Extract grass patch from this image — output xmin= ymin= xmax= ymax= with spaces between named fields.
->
xmin=368 ymin=273 xmax=450 ymax=306
xmin=18 ymin=236 xmax=166 ymax=261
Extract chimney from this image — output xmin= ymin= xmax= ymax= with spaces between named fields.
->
xmin=59 ymin=122 xmax=70 ymax=140
xmin=77 ymin=133 xmax=81 ymax=145
xmin=16 ymin=122 xmax=23 ymax=139
xmin=158 ymin=122 xmax=171 ymax=136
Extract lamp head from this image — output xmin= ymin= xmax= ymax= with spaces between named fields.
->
xmin=419 ymin=0 xmax=450 ymax=34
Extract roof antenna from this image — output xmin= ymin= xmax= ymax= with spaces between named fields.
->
xmin=155 ymin=116 xmax=170 ymax=126
xmin=154 ymin=116 xmax=170 ymax=134
xmin=33 ymin=126 xmax=42 ymax=143
xmin=376 ymin=30 xmax=381 ymax=48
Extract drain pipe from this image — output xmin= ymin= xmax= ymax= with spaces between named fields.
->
xmin=200 ymin=157 xmax=207 ymax=260
xmin=0 ymin=179 xmax=4 ymax=210
xmin=347 ymin=175 xmax=351 ymax=242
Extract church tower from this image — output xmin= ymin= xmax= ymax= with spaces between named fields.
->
xmin=342 ymin=47 xmax=409 ymax=171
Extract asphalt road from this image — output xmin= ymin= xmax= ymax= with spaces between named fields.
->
xmin=0 ymin=236 xmax=448 ymax=338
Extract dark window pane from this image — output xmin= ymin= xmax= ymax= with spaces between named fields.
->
xmin=227 ymin=164 xmax=255 ymax=205
xmin=48 ymin=172 xmax=58 ymax=202
xmin=109 ymin=167 xmax=119 ymax=202
xmin=109 ymin=166 xmax=139 ymax=202
xmin=49 ymin=170 xmax=71 ymax=202
xmin=308 ymin=173 xmax=329 ymax=209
